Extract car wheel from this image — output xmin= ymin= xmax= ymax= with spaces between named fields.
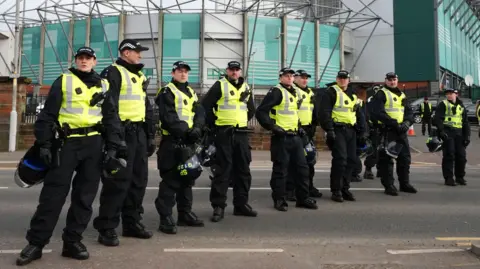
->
xmin=414 ymin=115 xmax=421 ymax=124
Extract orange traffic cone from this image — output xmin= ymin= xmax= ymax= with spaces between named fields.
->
xmin=407 ymin=125 xmax=415 ymax=136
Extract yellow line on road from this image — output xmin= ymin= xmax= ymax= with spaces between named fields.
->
xmin=435 ymin=237 xmax=480 ymax=241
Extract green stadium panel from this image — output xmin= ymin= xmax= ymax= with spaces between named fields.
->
xmin=247 ymin=16 xmax=282 ymax=86
xmin=43 ymin=22 xmax=71 ymax=85
xmin=21 ymin=27 xmax=41 ymax=84
xmin=162 ymin=14 xmax=200 ymax=84
xmin=286 ymin=19 xmax=315 ymax=87
xmin=73 ymin=19 xmax=87 ymax=56
xmin=318 ymin=24 xmax=340 ymax=87
xmin=89 ymin=16 xmax=119 ymax=73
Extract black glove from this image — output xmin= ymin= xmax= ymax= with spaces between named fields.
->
xmin=438 ymin=130 xmax=448 ymax=141
xmin=464 ymin=137 xmax=470 ymax=147
xmin=397 ymin=121 xmax=410 ymax=134
xmin=326 ymin=130 xmax=335 ymax=150
xmin=357 ymin=133 xmax=367 ymax=146
xmin=115 ymin=141 xmax=128 ymax=160
xmin=187 ymin=127 xmax=202 ymax=143
xmin=298 ymin=128 xmax=307 ymax=137
xmin=38 ymin=147 xmax=52 ymax=166
xmin=271 ymin=125 xmax=285 ymax=136
xmin=147 ymin=138 xmax=156 ymax=157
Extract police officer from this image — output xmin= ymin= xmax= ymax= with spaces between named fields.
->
xmin=155 ymin=61 xmax=205 ymax=234
xmin=370 ymin=72 xmax=417 ymax=196
xmin=256 ymin=67 xmax=318 ymax=211
xmin=286 ymin=70 xmax=322 ymax=201
xmin=364 ymin=86 xmax=381 ymax=179
xmin=16 ymin=47 xmax=123 ymax=266
xmin=433 ymin=88 xmax=470 ymax=186
xmin=93 ymin=39 xmax=156 ymax=246
xmin=420 ymin=97 xmax=432 ymax=136
xmin=201 ymin=61 xmax=257 ymax=222
xmin=319 ymin=70 xmax=366 ymax=202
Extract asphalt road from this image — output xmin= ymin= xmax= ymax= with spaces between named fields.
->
xmin=0 ymin=167 xmax=479 ymax=269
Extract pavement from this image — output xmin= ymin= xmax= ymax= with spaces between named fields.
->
xmin=0 ymin=124 xmax=478 ymax=268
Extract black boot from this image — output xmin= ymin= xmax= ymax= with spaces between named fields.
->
xmin=400 ymin=183 xmax=418 ymax=193
xmin=331 ymin=192 xmax=344 ymax=203
xmin=309 ymin=188 xmax=323 ymax=198
xmin=445 ymin=178 xmax=456 ymax=186
xmin=61 ymin=241 xmax=89 ymax=260
xmin=286 ymin=190 xmax=297 ymax=201
xmin=455 ymin=178 xmax=467 ymax=186
xmin=16 ymin=244 xmax=42 ymax=266
xmin=210 ymin=207 xmax=225 ymax=222
xmin=341 ymin=190 xmax=356 ymax=201
xmin=351 ymin=174 xmax=362 ymax=182
xmin=159 ymin=215 xmax=177 ymax=234
xmin=177 ymin=212 xmax=204 ymax=227
xmin=384 ymin=185 xmax=398 ymax=196
xmin=98 ymin=229 xmax=119 ymax=246
xmin=274 ymin=199 xmax=288 ymax=212
xmin=123 ymin=222 xmax=153 ymax=239
xmin=363 ymin=169 xmax=374 ymax=180
xmin=234 ymin=204 xmax=258 ymax=217
xmin=296 ymin=197 xmax=318 ymax=209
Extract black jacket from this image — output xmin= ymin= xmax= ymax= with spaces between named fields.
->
xmin=255 ymin=83 xmax=300 ymax=131
xmin=368 ymin=86 xmax=414 ymax=128
xmin=318 ymin=84 xmax=366 ymax=133
xmin=155 ymin=79 xmax=205 ymax=140
xmin=100 ymin=58 xmax=156 ymax=140
xmin=201 ymin=76 xmax=255 ymax=128
xmin=34 ymin=67 xmax=123 ymax=147
xmin=433 ymin=99 xmax=470 ymax=138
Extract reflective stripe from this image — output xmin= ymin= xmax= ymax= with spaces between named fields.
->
xmin=444 ymin=100 xmax=462 ymax=128
xmin=61 ymin=75 xmax=84 ymax=114
xmin=384 ymin=90 xmax=404 ymax=113
xmin=118 ymin=67 xmax=143 ymax=101
xmin=219 ymin=79 xmax=247 ymax=110
xmin=167 ymin=84 xmax=190 ymax=122
xmin=277 ymin=85 xmax=294 ymax=115
xmin=88 ymin=81 xmax=107 ymax=116
xmin=332 ymin=85 xmax=349 ymax=112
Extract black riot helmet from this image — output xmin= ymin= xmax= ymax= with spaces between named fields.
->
xmin=14 ymin=146 xmax=49 ymax=188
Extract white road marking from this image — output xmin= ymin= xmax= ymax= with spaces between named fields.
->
xmin=0 ymin=187 xmax=8 ymax=189
xmin=145 ymin=187 xmax=385 ymax=191
xmin=163 ymin=248 xmax=284 ymax=253
xmin=0 ymin=249 xmax=52 ymax=254
xmin=387 ymin=248 xmax=466 ymax=255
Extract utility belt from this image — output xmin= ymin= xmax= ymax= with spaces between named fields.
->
xmin=333 ymin=122 xmax=354 ymax=129
xmin=59 ymin=123 xmax=102 ymax=138
xmin=215 ymin=125 xmax=254 ymax=135
xmin=122 ymin=120 xmax=144 ymax=132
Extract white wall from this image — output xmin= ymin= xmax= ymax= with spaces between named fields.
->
xmin=0 ymin=32 xmax=14 ymax=76
xmin=342 ymin=0 xmax=394 ymax=82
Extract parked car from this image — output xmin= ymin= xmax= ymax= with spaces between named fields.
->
xmin=410 ymin=96 xmax=472 ymax=124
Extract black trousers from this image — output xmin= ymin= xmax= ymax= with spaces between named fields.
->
xmin=155 ymin=137 xmax=194 ymax=216
xmin=330 ymin=126 xmax=356 ymax=192
xmin=26 ymin=135 xmax=103 ymax=247
xmin=378 ymin=130 xmax=411 ymax=188
xmin=352 ymin=154 xmax=362 ymax=176
xmin=93 ymin=126 xmax=148 ymax=230
xmin=441 ymin=128 xmax=467 ymax=181
xmin=286 ymin=163 xmax=315 ymax=193
xmin=422 ymin=117 xmax=432 ymax=135
xmin=210 ymin=130 xmax=252 ymax=208
xmin=364 ymin=127 xmax=380 ymax=170
xmin=270 ymin=135 xmax=310 ymax=201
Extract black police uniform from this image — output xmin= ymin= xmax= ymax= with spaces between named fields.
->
xmin=369 ymin=73 xmax=417 ymax=196
xmin=319 ymin=71 xmax=366 ymax=202
xmin=201 ymin=61 xmax=258 ymax=222
xmin=155 ymin=61 xmax=206 ymax=234
xmin=351 ymin=99 xmax=366 ymax=182
xmin=286 ymin=75 xmax=323 ymax=200
xmin=16 ymin=47 xmax=123 ymax=266
xmin=433 ymin=90 xmax=470 ymax=186
xmin=364 ymin=94 xmax=381 ymax=179
xmin=420 ymin=99 xmax=433 ymax=136
xmin=93 ymin=39 xmax=156 ymax=245
xmin=255 ymin=67 xmax=317 ymax=212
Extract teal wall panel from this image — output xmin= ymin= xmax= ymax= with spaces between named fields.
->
xmin=247 ymin=16 xmax=282 ymax=86
xmin=286 ymin=20 xmax=315 ymax=87
xmin=21 ymin=27 xmax=41 ymax=84
xmin=89 ymin=16 xmax=119 ymax=74
xmin=319 ymin=24 xmax=340 ymax=87
xmin=162 ymin=14 xmax=200 ymax=84
xmin=43 ymin=22 xmax=70 ymax=85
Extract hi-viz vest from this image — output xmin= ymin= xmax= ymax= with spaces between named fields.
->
xmin=380 ymin=87 xmax=406 ymax=124
xmin=293 ymin=84 xmax=314 ymax=126
xmin=477 ymin=104 xmax=480 ymax=123
xmin=214 ymin=78 xmax=249 ymax=127
xmin=113 ymin=63 xmax=147 ymax=122
xmin=159 ymin=82 xmax=197 ymax=135
xmin=269 ymin=84 xmax=299 ymax=131
xmin=443 ymin=100 xmax=463 ymax=129
xmin=420 ymin=102 xmax=432 ymax=115
xmin=331 ymin=84 xmax=357 ymax=125
xmin=58 ymin=73 xmax=109 ymax=138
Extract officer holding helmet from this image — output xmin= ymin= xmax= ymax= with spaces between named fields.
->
xmin=94 ymin=39 xmax=156 ymax=246
xmin=370 ymin=72 xmax=417 ymax=196
xmin=286 ymin=69 xmax=322 ymax=201
xmin=155 ymin=61 xmax=206 ymax=234
xmin=364 ymin=86 xmax=381 ymax=179
xmin=201 ymin=61 xmax=257 ymax=223
xmin=256 ymin=67 xmax=318 ymax=211
xmin=433 ymin=88 xmax=470 ymax=186
xmin=319 ymin=70 xmax=366 ymax=202
xmin=16 ymin=47 xmax=123 ymax=266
